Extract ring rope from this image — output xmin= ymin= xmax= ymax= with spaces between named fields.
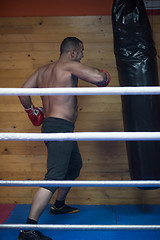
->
xmin=0 ymin=86 xmax=160 ymax=96
xmin=0 ymin=224 xmax=160 ymax=230
xmin=1 ymin=132 xmax=160 ymax=141
xmin=0 ymin=180 xmax=160 ymax=187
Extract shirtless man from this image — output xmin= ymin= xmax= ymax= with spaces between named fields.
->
xmin=18 ymin=37 xmax=110 ymax=240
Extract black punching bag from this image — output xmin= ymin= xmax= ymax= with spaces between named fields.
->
xmin=112 ymin=0 xmax=160 ymax=182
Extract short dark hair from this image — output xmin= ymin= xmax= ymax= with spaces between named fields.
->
xmin=60 ymin=37 xmax=83 ymax=55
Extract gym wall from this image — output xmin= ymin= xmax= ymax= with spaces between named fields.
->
xmin=0 ymin=0 xmax=160 ymax=205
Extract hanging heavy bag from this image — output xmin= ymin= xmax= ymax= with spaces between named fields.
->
xmin=112 ymin=0 xmax=160 ymax=185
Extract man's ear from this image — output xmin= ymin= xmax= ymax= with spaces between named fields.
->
xmin=70 ymin=49 xmax=75 ymax=58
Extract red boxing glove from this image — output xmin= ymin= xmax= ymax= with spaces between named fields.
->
xmin=97 ymin=69 xmax=111 ymax=87
xmin=25 ymin=104 xmax=44 ymax=126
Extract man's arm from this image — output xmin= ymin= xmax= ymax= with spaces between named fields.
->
xmin=19 ymin=70 xmax=39 ymax=109
xmin=19 ymin=69 xmax=44 ymax=127
xmin=66 ymin=61 xmax=110 ymax=86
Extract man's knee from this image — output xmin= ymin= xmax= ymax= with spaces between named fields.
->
xmin=42 ymin=186 xmax=57 ymax=194
xmin=66 ymin=166 xmax=82 ymax=180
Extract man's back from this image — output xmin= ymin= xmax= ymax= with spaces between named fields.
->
xmin=38 ymin=59 xmax=78 ymax=123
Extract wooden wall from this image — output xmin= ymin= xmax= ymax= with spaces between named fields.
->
xmin=0 ymin=16 xmax=160 ymax=205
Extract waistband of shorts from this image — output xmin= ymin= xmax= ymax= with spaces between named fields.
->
xmin=43 ymin=117 xmax=75 ymax=128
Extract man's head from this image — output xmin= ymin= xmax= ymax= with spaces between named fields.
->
xmin=60 ymin=37 xmax=84 ymax=62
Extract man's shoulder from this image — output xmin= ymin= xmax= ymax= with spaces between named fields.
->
xmin=39 ymin=63 xmax=51 ymax=71
xmin=37 ymin=63 xmax=56 ymax=75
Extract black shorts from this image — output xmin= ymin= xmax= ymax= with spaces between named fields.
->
xmin=41 ymin=117 xmax=82 ymax=193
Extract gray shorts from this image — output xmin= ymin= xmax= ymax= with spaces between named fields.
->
xmin=41 ymin=117 xmax=82 ymax=193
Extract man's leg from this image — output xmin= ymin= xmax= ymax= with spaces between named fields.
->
xmin=50 ymin=187 xmax=79 ymax=215
xmin=29 ymin=187 xmax=53 ymax=221
xmin=50 ymin=141 xmax=82 ymax=215
xmin=56 ymin=187 xmax=71 ymax=201
xmin=18 ymin=188 xmax=53 ymax=240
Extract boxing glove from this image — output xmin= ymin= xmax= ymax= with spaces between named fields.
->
xmin=25 ymin=104 xmax=44 ymax=126
xmin=97 ymin=69 xmax=111 ymax=87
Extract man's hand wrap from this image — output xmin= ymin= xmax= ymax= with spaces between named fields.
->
xmin=25 ymin=104 xmax=44 ymax=126
xmin=97 ymin=69 xmax=111 ymax=87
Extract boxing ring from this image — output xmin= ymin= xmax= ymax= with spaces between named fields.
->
xmin=1 ymin=86 xmax=160 ymax=235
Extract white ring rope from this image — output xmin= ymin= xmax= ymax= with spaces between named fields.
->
xmin=0 ymin=224 xmax=160 ymax=230
xmin=0 ymin=180 xmax=160 ymax=187
xmin=1 ymin=132 xmax=160 ymax=141
xmin=0 ymin=86 xmax=160 ymax=96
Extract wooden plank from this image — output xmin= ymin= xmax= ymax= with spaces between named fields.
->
xmin=0 ymin=16 xmax=112 ymax=26
xmin=78 ymin=104 xmax=122 ymax=113
xmin=149 ymin=15 xmax=160 ymax=24
xmin=0 ymin=141 xmax=126 ymax=155
xmin=0 ymin=156 xmax=128 ymax=173
xmin=0 ymin=25 xmax=33 ymax=34
xmin=0 ymin=69 xmax=33 ymax=78
xmin=0 ymin=43 xmax=33 ymax=52
xmin=0 ymin=111 xmax=123 ymax=119
xmin=0 ymin=50 xmax=115 ymax=63
xmin=0 ymin=96 xmax=121 ymax=105
xmin=0 ymin=171 xmax=45 ymax=180
xmin=0 ymin=33 xmax=114 ymax=43
xmin=0 ymin=42 xmax=114 ymax=53
xmin=0 ymin=120 xmax=124 ymax=130
xmin=0 ymin=60 xmax=33 ymax=69
xmin=78 ymin=95 xmax=121 ymax=104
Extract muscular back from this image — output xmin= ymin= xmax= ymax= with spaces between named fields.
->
xmin=38 ymin=60 xmax=78 ymax=123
